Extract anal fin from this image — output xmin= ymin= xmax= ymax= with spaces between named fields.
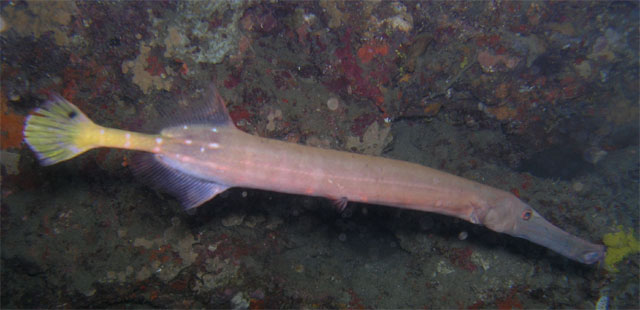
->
xmin=131 ymin=154 xmax=229 ymax=210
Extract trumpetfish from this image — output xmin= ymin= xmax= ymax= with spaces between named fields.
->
xmin=23 ymin=85 xmax=606 ymax=264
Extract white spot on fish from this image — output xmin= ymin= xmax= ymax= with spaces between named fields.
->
xmin=183 ymin=125 xmax=188 ymax=130
xmin=185 ymin=139 xmax=193 ymax=145
xmin=211 ymin=128 xmax=218 ymax=132
xmin=155 ymin=137 xmax=163 ymax=144
xmin=200 ymin=147 xmax=204 ymax=153
xmin=208 ymin=143 xmax=220 ymax=149
xmin=99 ymin=129 xmax=105 ymax=135
xmin=125 ymin=133 xmax=131 ymax=140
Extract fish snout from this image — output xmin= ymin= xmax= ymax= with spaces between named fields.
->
xmin=579 ymin=245 xmax=606 ymax=265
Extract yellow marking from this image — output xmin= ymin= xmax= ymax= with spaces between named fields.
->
xmin=23 ymin=95 xmax=162 ymax=165
xmin=77 ymin=124 xmax=159 ymax=153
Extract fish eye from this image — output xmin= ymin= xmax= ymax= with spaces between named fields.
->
xmin=521 ymin=210 xmax=532 ymax=221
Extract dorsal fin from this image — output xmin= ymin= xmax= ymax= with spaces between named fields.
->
xmin=156 ymin=83 xmax=235 ymax=130
xmin=198 ymin=83 xmax=235 ymax=126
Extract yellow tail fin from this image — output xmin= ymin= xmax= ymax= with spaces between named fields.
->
xmin=23 ymin=94 xmax=97 ymax=165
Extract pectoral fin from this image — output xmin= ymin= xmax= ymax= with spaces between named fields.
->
xmin=332 ymin=197 xmax=349 ymax=212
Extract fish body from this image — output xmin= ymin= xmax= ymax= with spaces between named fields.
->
xmin=23 ymin=85 xmax=606 ymax=264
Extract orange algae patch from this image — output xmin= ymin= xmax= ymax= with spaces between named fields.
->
xmin=160 ymin=255 xmax=171 ymax=263
xmin=357 ymin=42 xmax=389 ymax=64
xmin=423 ymin=103 xmax=442 ymax=116
xmin=1 ymin=97 xmax=25 ymax=150
xmin=496 ymin=287 xmax=523 ymax=310
xmin=149 ymin=290 xmax=159 ymax=301
xmin=398 ymin=73 xmax=411 ymax=83
xmin=249 ymin=298 xmax=265 ymax=309
xmin=488 ymin=106 xmax=518 ymax=121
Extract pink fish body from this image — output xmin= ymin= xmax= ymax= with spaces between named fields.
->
xmin=23 ymin=85 xmax=606 ymax=265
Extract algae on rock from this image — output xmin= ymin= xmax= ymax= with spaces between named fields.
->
xmin=346 ymin=122 xmax=393 ymax=156
xmin=159 ymin=1 xmax=246 ymax=65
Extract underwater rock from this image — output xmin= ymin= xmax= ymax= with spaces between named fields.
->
xmin=345 ymin=122 xmax=392 ymax=156
xmin=222 ymin=212 xmax=246 ymax=227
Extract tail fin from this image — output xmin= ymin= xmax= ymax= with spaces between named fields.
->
xmin=23 ymin=94 xmax=97 ymax=165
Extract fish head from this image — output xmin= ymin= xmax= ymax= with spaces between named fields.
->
xmin=483 ymin=193 xmax=605 ymax=265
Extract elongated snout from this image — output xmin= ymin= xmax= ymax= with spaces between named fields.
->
xmin=482 ymin=194 xmax=605 ymax=264
xmin=508 ymin=208 xmax=605 ymax=264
